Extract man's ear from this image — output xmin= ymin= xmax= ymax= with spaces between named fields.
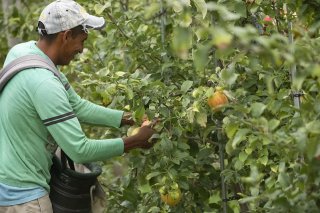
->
xmin=61 ymin=30 xmax=73 ymax=44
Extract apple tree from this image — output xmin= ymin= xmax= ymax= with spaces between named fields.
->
xmin=3 ymin=0 xmax=320 ymax=212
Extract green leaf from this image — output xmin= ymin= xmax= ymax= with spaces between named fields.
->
xmin=279 ymin=162 xmax=285 ymax=173
xmin=115 ymin=71 xmax=126 ymax=77
xmin=306 ymin=120 xmax=320 ymax=134
xmin=212 ymin=28 xmax=233 ymax=47
xmin=196 ymin=112 xmax=207 ymax=127
xmin=172 ymin=27 xmax=192 ymax=60
xmin=195 ymin=28 xmax=209 ymax=41
xmin=144 ymin=3 xmax=161 ymax=19
xmin=193 ymin=45 xmax=209 ymax=72
xmin=182 ymin=97 xmax=191 ymax=108
xmin=228 ymin=200 xmax=241 ymax=213
xmin=242 ymin=165 xmax=262 ymax=184
xmin=239 ymin=196 xmax=258 ymax=204
xmin=179 ymin=12 xmax=193 ymax=27
xmin=234 ymin=1 xmax=247 ymax=18
xmin=178 ymin=142 xmax=190 ymax=150
xmin=225 ymin=123 xmax=238 ymax=139
xmin=278 ymin=172 xmax=290 ymax=188
xmin=250 ymin=102 xmax=267 ymax=117
xmin=262 ymin=136 xmax=271 ymax=145
xmin=94 ymin=2 xmax=111 ymax=15
xmin=148 ymin=207 xmax=161 ymax=213
xmin=181 ymin=80 xmax=193 ymax=93
xmin=175 ymin=150 xmax=189 ymax=159
xmin=171 ymin=157 xmax=180 ymax=165
xmin=202 ymin=125 xmax=216 ymax=142
xmin=292 ymin=76 xmax=306 ymax=91
xmin=134 ymin=105 xmax=145 ymax=122
xmin=205 ymin=87 xmax=215 ymax=98
xmin=168 ymin=168 xmax=178 ymax=179
xmin=250 ymin=186 xmax=259 ymax=197
xmin=259 ymin=155 xmax=268 ymax=166
xmin=192 ymin=0 xmax=207 ymax=19
xmin=268 ymin=119 xmax=280 ymax=131
xmin=226 ymin=140 xmax=234 ymax=155
xmin=271 ymin=165 xmax=278 ymax=173
xmin=239 ymin=151 xmax=248 ymax=162
xmin=187 ymin=107 xmax=195 ymax=123
xmin=126 ymin=87 xmax=134 ymax=100
xmin=208 ymin=190 xmax=221 ymax=204
xmin=139 ymin=183 xmax=152 ymax=194
xmin=197 ymin=148 xmax=211 ymax=161
xmin=146 ymin=171 xmax=161 ymax=180
xmin=234 ymin=159 xmax=244 ymax=170
xmin=245 ymin=147 xmax=253 ymax=155
xmin=311 ymin=64 xmax=320 ymax=77
xmin=306 ymin=137 xmax=318 ymax=160
xmin=172 ymin=1 xmax=183 ymax=13
xmin=232 ymin=129 xmax=250 ymax=149
xmin=220 ymin=66 xmax=239 ymax=86
xmin=207 ymin=3 xmax=240 ymax=21
xmin=160 ymin=135 xmax=174 ymax=153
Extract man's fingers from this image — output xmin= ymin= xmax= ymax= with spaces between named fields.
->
xmin=149 ymin=118 xmax=161 ymax=128
xmin=127 ymin=119 xmax=135 ymax=125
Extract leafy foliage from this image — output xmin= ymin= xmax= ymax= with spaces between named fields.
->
xmin=2 ymin=0 xmax=320 ymax=212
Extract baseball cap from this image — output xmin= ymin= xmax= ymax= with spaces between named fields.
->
xmin=38 ymin=0 xmax=105 ymax=35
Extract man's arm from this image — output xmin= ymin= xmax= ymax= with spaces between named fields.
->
xmin=33 ymin=78 xmax=153 ymax=163
xmin=67 ymin=85 xmax=125 ymax=127
xmin=60 ymin=73 xmax=127 ymax=128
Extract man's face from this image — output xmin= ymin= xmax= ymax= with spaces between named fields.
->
xmin=58 ymin=31 xmax=88 ymax=65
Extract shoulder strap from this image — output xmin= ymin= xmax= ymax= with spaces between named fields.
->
xmin=0 ymin=55 xmax=66 ymax=92
xmin=61 ymin=150 xmax=75 ymax=171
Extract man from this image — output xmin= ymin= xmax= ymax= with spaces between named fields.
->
xmin=0 ymin=0 xmax=155 ymax=212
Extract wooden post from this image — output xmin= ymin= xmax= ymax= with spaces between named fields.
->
xmin=159 ymin=0 xmax=165 ymax=47
xmin=288 ymin=21 xmax=300 ymax=109
xmin=217 ymin=122 xmax=228 ymax=213
xmin=285 ymin=4 xmax=300 ymax=110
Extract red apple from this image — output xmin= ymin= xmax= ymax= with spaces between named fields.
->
xmin=263 ymin=16 xmax=273 ymax=22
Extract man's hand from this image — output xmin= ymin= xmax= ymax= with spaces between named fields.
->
xmin=121 ymin=112 xmax=135 ymax=126
xmin=141 ymin=118 xmax=160 ymax=128
xmin=123 ymin=125 xmax=156 ymax=152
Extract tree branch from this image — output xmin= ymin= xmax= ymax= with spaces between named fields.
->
xmin=105 ymin=10 xmax=129 ymax=39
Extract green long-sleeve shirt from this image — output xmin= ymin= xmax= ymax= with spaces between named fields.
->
xmin=0 ymin=41 xmax=124 ymax=191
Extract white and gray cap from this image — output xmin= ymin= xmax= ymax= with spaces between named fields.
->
xmin=38 ymin=0 xmax=105 ymax=34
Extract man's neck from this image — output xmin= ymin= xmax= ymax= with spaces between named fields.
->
xmin=36 ymin=39 xmax=58 ymax=65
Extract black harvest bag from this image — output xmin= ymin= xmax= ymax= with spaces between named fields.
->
xmin=50 ymin=151 xmax=102 ymax=213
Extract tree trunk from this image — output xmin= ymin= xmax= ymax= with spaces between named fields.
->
xmin=1 ymin=0 xmax=22 ymax=48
